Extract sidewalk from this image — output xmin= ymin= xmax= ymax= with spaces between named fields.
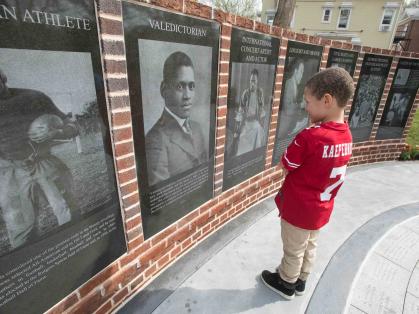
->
xmin=118 ymin=161 xmax=419 ymax=314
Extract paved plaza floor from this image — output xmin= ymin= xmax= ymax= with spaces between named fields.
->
xmin=118 ymin=161 xmax=419 ymax=314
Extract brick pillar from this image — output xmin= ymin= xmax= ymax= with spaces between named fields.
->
xmin=369 ymin=57 xmax=399 ymax=141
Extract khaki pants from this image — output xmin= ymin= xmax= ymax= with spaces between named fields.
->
xmin=278 ymin=219 xmax=320 ymax=283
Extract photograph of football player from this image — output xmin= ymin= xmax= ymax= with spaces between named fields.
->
xmin=0 ymin=48 xmax=116 ymax=256
xmin=0 ymin=67 xmax=78 ymax=250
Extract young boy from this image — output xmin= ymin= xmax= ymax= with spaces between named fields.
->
xmin=261 ymin=67 xmax=355 ymax=300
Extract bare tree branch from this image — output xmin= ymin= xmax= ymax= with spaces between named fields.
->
xmin=213 ymin=0 xmax=259 ymax=19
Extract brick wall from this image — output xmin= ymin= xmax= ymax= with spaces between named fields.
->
xmin=45 ymin=0 xmax=419 ymax=313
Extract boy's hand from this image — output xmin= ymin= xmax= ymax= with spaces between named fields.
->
xmin=277 ymin=161 xmax=288 ymax=176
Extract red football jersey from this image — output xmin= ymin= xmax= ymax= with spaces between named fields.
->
xmin=276 ymin=121 xmax=353 ymax=230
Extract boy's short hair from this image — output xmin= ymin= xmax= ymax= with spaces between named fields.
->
xmin=305 ymin=67 xmax=354 ymax=107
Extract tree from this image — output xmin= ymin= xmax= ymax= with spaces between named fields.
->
xmin=75 ymin=101 xmax=100 ymax=135
xmin=213 ymin=0 xmax=259 ymax=19
xmin=273 ymin=0 xmax=296 ymax=27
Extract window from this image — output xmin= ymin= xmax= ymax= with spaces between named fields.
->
xmin=337 ymin=8 xmax=351 ymax=29
xmin=322 ymin=8 xmax=332 ymax=23
xmin=379 ymin=8 xmax=395 ymax=32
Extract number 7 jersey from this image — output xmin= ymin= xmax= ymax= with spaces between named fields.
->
xmin=277 ymin=121 xmax=353 ymax=230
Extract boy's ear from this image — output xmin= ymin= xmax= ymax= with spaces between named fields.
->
xmin=323 ymin=93 xmax=333 ymax=108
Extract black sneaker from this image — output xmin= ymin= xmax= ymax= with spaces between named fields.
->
xmin=295 ymin=278 xmax=306 ymax=296
xmin=260 ymin=270 xmax=295 ymax=300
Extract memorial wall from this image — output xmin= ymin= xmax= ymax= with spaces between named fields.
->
xmin=123 ymin=3 xmax=219 ymax=239
xmin=223 ymin=28 xmax=279 ymax=190
xmin=272 ymin=40 xmax=323 ymax=165
xmin=0 ymin=1 xmax=126 ymax=313
xmin=0 ymin=0 xmax=418 ymax=313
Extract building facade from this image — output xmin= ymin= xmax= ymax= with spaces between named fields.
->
xmin=262 ymin=0 xmax=403 ymax=49
xmin=394 ymin=7 xmax=419 ymax=51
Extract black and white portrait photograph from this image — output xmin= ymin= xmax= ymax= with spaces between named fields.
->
xmin=326 ymin=48 xmax=358 ymax=77
xmin=272 ymin=41 xmax=323 ymax=165
xmin=377 ymin=58 xmax=419 ymax=140
xmin=0 ymin=49 xmax=116 ymax=256
xmin=0 ymin=1 xmax=126 ymax=313
xmin=394 ymin=68 xmax=410 ymax=86
xmin=226 ymin=63 xmax=274 ymax=158
xmin=348 ymin=54 xmax=392 ymax=142
xmin=123 ymin=3 xmax=219 ymax=239
xmin=382 ymin=93 xmax=411 ymax=126
xmin=276 ymin=57 xmax=311 ymax=137
xmin=139 ymin=40 xmax=212 ymax=186
xmin=223 ymin=28 xmax=279 ymax=191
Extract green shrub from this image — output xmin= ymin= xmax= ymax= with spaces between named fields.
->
xmin=407 ymin=110 xmax=419 ymax=147
xmin=400 ymin=150 xmax=411 ymax=161
xmin=411 ymin=146 xmax=419 ymax=160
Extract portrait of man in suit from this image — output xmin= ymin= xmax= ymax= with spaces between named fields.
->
xmin=145 ymin=51 xmax=208 ymax=186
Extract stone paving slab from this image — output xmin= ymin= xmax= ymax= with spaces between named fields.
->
xmin=408 ymin=265 xmax=419 ymax=298
xmin=374 ymin=225 xmax=419 ymax=272
xmin=347 ymin=217 xmax=419 ymax=314
xmin=306 ymin=203 xmax=419 ymax=314
xmin=117 ymin=161 xmax=419 ymax=314
xmin=349 ymin=253 xmax=411 ymax=314
xmin=118 ymin=201 xmax=276 ymax=314
xmin=347 ymin=305 xmax=366 ymax=314
xmin=403 ymin=293 xmax=419 ymax=314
